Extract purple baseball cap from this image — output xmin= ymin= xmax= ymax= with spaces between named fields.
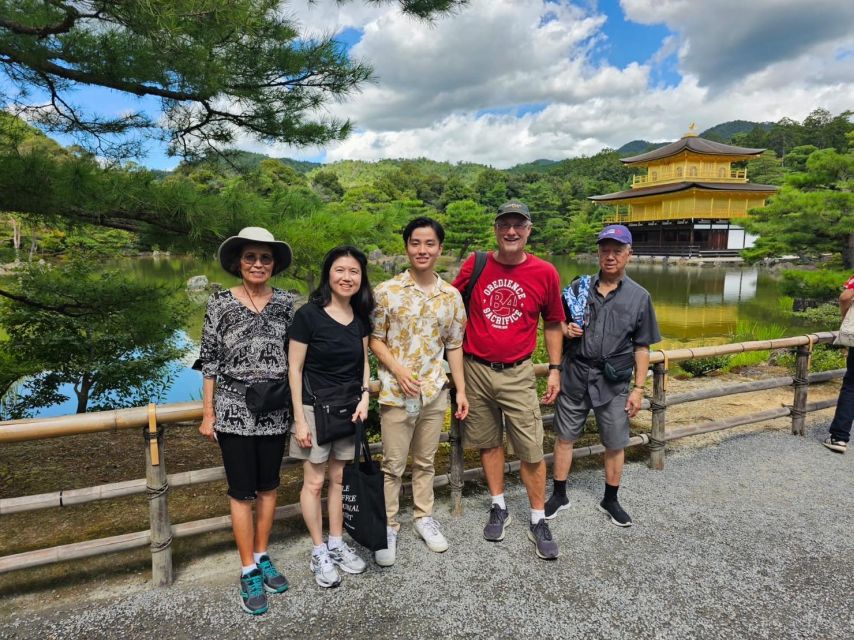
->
xmin=597 ymin=224 xmax=632 ymax=245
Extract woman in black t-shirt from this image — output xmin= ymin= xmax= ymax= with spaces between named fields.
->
xmin=288 ymin=246 xmax=374 ymax=588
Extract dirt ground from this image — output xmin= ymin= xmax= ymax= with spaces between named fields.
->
xmin=0 ymin=364 xmax=843 ymax=613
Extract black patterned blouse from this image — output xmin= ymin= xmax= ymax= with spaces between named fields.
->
xmin=199 ymin=288 xmax=295 ymax=436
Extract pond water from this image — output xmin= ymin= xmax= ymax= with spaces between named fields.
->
xmin=5 ymin=254 xmax=812 ymax=418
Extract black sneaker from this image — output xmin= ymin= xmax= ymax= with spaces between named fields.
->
xmin=527 ymin=519 xmax=559 ymax=560
xmin=544 ymin=493 xmax=570 ymax=520
xmin=238 ymin=568 xmax=268 ymax=615
xmin=483 ymin=504 xmax=511 ymax=541
xmin=822 ymin=437 xmax=847 ymax=454
xmin=257 ymin=555 xmax=289 ymax=593
xmin=598 ymin=499 xmax=633 ymax=527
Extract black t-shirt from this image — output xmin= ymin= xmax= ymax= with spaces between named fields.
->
xmin=289 ymin=302 xmax=367 ymax=402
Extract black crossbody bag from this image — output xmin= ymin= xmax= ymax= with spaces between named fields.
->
xmin=304 ymin=375 xmax=363 ymax=445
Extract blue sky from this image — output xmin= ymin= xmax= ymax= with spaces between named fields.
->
xmin=4 ymin=0 xmax=852 ymax=169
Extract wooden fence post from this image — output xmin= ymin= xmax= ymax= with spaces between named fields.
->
xmin=449 ymin=391 xmax=464 ymax=517
xmin=145 ymin=404 xmax=173 ymax=586
xmin=791 ymin=340 xmax=813 ymax=436
xmin=649 ymin=361 xmax=667 ymax=470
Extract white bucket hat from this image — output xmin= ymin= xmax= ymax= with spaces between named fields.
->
xmin=217 ymin=227 xmax=292 ymax=277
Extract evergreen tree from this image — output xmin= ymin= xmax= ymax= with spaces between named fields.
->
xmin=442 ymin=199 xmax=493 ymax=260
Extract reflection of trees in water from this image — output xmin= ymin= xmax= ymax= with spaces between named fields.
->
xmin=0 ymin=256 xmax=190 ymax=418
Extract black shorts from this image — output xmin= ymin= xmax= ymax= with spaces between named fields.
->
xmin=216 ymin=432 xmax=287 ymax=500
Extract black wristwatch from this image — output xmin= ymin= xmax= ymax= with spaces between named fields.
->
xmin=548 ymin=364 xmax=562 ymax=372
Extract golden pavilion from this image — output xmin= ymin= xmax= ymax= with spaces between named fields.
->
xmin=589 ymin=124 xmax=779 ymax=257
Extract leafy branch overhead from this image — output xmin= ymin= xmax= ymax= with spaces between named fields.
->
xmin=0 ymin=0 xmax=466 ymax=159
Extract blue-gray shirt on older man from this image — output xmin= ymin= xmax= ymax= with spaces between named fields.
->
xmin=561 ymin=273 xmax=660 ymax=407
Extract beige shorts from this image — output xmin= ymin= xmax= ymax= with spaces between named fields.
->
xmin=462 ymin=358 xmax=544 ymax=463
xmin=288 ymin=405 xmax=356 ymax=464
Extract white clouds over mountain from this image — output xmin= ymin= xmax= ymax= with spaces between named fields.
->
xmin=265 ymin=0 xmax=854 ymax=167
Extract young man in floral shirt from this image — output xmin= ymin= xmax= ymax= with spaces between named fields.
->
xmin=370 ymin=217 xmax=468 ymax=566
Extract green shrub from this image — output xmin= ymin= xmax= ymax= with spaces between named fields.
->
xmin=792 ymin=303 xmax=842 ymax=328
xmin=777 ymin=344 xmax=847 ymax=374
xmin=780 ymin=269 xmax=849 ymax=303
xmin=680 ymin=355 xmax=731 ymax=377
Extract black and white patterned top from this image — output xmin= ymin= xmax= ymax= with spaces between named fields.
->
xmin=199 ymin=288 xmax=295 ymax=436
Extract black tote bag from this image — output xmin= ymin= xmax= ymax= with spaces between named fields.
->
xmin=342 ymin=420 xmax=388 ymax=552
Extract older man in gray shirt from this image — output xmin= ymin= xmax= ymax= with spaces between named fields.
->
xmin=546 ymin=225 xmax=660 ymax=527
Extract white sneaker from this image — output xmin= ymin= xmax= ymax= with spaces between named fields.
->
xmin=414 ymin=516 xmax=449 ymax=553
xmin=327 ymin=542 xmax=367 ymax=574
xmin=374 ymin=527 xmax=397 ymax=567
xmin=309 ymin=549 xmax=341 ymax=588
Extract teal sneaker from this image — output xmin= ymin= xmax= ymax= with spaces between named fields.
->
xmin=239 ymin=568 xmax=268 ymax=615
xmin=257 ymin=555 xmax=289 ymax=593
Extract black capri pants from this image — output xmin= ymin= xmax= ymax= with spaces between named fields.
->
xmin=216 ymin=431 xmax=287 ymax=500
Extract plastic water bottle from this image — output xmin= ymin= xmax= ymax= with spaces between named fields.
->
xmin=404 ymin=393 xmax=421 ymax=418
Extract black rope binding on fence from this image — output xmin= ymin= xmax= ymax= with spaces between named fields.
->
xmin=142 ymin=423 xmax=165 ymax=443
xmin=792 ymin=375 xmax=809 ymax=387
xmin=150 ymin=534 xmax=174 ymax=553
xmin=146 ymin=481 xmax=169 ymax=501
xmin=649 ymin=401 xmax=667 ymax=412
xmin=647 ymin=437 xmax=666 ymax=452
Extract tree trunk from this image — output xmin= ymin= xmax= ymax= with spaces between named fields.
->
xmin=75 ymin=374 xmax=92 ymax=414
xmin=10 ymin=217 xmax=21 ymax=257
xmin=457 ymin=241 xmax=470 ymax=261
xmin=844 ymin=231 xmax=854 ymax=270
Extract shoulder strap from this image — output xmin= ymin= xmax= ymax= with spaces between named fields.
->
xmin=462 ymin=251 xmax=489 ymax=307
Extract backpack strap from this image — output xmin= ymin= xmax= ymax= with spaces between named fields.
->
xmin=462 ymin=251 xmax=489 ymax=308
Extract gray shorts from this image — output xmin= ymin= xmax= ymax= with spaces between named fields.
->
xmin=553 ymin=390 xmax=630 ymax=450
xmin=288 ymin=405 xmax=356 ymax=464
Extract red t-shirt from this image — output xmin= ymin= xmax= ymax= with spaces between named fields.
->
xmin=845 ymin=274 xmax=854 ymax=290
xmin=453 ymin=252 xmax=565 ymax=363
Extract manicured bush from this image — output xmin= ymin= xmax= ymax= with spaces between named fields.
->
xmin=680 ymin=355 xmax=731 ymax=377
xmin=780 ymin=270 xmax=849 ymax=304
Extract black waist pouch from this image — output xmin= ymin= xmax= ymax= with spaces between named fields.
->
xmin=602 ymin=352 xmax=635 ymax=384
xmin=308 ymin=379 xmax=362 ymax=445
xmin=245 ymin=379 xmax=291 ymax=414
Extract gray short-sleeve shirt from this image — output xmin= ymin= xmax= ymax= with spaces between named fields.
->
xmin=561 ymin=273 xmax=660 ymax=407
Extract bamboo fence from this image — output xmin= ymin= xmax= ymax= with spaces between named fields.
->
xmin=0 ymin=331 xmax=844 ymax=585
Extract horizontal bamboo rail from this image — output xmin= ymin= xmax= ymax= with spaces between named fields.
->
xmin=0 ymin=331 xmax=844 ymax=582
xmin=0 ymin=434 xmax=650 ymax=574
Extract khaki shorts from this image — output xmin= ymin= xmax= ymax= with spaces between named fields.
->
xmin=462 ymin=358 xmax=544 ymax=463
xmin=288 ymin=405 xmax=356 ymax=464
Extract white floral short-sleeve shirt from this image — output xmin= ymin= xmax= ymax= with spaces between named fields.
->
xmin=371 ymin=270 xmax=466 ymax=407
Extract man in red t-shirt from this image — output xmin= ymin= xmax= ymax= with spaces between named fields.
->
xmin=824 ymin=273 xmax=854 ymax=453
xmin=452 ymin=201 xmax=565 ymax=560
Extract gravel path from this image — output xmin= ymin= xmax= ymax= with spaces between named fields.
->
xmin=2 ymin=420 xmax=852 ymax=640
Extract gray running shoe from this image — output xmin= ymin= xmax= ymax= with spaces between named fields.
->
xmin=238 ymin=568 xmax=268 ymax=615
xmin=483 ymin=504 xmax=511 ymax=542
xmin=527 ymin=519 xmax=559 ymax=560
xmin=328 ymin=543 xmax=367 ymax=574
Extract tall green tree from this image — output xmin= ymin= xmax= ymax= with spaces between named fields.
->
xmin=742 ymin=144 xmax=854 ymax=268
xmin=0 ymin=0 xmax=466 ymax=158
xmin=0 ymin=252 xmax=189 ymax=416
xmin=441 ymin=199 xmax=493 ymax=260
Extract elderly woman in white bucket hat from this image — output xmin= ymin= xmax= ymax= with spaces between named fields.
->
xmin=197 ymin=226 xmax=295 ymax=615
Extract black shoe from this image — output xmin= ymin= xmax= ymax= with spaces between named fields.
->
xmin=598 ymin=499 xmax=633 ymax=527
xmin=544 ymin=493 xmax=570 ymax=520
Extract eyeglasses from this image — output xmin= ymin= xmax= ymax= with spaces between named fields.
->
xmin=495 ymin=221 xmax=530 ymax=231
xmin=241 ymin=252 xmax=274 ymax=266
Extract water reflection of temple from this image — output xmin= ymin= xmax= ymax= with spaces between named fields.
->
xmin=626 ymin=266 xmax=759 ymax=343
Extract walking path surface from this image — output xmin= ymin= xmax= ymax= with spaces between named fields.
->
xmin=2 ymin=420 xmax=852 ymax=640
